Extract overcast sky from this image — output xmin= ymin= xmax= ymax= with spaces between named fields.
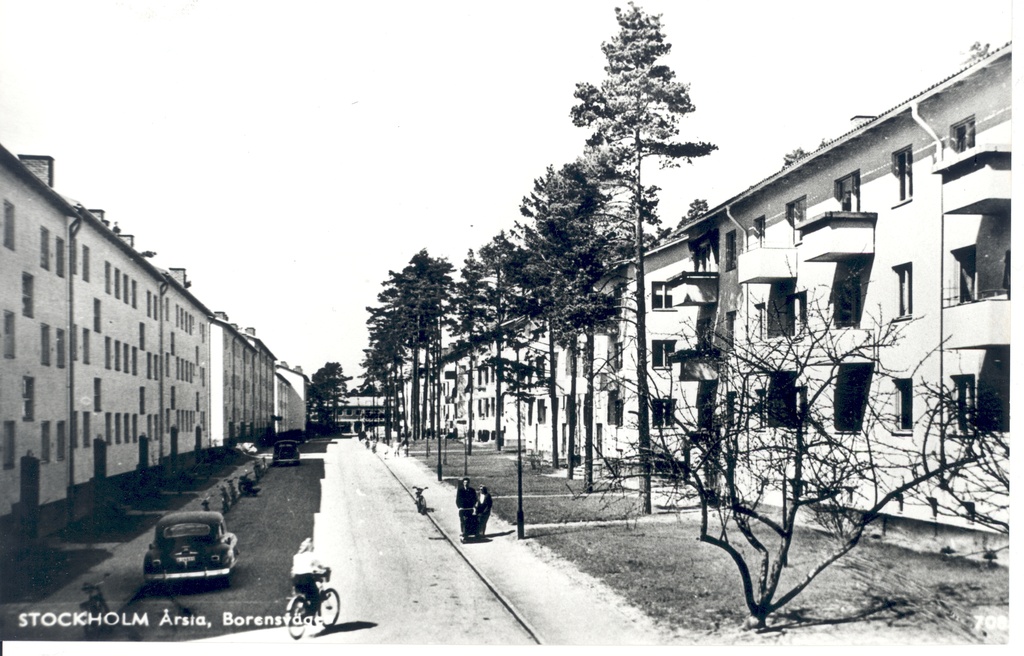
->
xmin=0 ymin=0 xmax=1013 ymax=381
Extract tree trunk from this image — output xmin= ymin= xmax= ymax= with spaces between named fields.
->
xmin=567 ymin=337 xmax=578 ymax=478
xmin=584 ymin=328 xmax=595 ymax=493
xmin=547 ymin=323 xmax=559 ymax=468
xmin=423 ymin=343 xmax=431 ymax=457
xmin=412 ymin=346 xmax=420 ymax=441
xmin=467 ymin=350 xmax=474 ymax=456
xmin=633 ymin=131 xmax=652 ymax=515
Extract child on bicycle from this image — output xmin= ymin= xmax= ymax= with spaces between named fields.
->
xmin=291 ymin=538 xmax=330 ymax=613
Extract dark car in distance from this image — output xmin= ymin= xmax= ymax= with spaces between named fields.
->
xmin=273 ymin=440 xmax=300 ymax=466
xmin=144 ymin=511 xmax=239 ymax=584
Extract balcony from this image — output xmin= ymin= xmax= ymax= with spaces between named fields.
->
xmin=798 ymin=212 xmax=877 ymax=263
xmin=934 ymin=145 xmax=1011 ymax=216
xmin=944 ymin=297 xmax=1011 ymax=349
xmin=673 ymin=348 xmax=721 ymax=381
xmin=667 ymin=271 xmax=718 ymax=305
xmin=737 ymin=246 xmax=798 ymax=284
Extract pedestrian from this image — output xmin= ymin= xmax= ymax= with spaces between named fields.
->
xmin=474 ymin=486 xmax=493 ymax=538
xmin=456 ymin=477 xmax=476 ymax=539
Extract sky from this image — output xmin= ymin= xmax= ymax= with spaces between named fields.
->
xmin=0 ymin=0 xmax=1014 ymax=382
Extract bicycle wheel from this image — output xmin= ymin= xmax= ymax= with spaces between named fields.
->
xmin=286 ymin=595 xmax=308 ymax=640
xmin=318 ymin=588 xmax=341 ymax=627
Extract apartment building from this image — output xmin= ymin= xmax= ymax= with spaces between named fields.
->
xmin=639 ymin=44 xmax=1009 ymax=531
xmin=209 ymin=314 xmax=276 ymax=446
xmin=275 ymin=361 xmax=309 ymax=434
xmin=442 ymin=45 xmax=1009 ymax=536
xmin=1 ymin=147 xmax=218 ymax=540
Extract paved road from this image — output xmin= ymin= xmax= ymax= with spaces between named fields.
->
xmin=292 ymin=438 xmax=533 ymax=644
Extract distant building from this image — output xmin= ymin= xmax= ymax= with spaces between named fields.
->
xmin=275 ymin=361 xmax=309 ymax=434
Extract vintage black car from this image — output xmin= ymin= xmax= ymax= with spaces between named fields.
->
xmin=272 ymin=440 xmax=301 ymax=466
xmin=144 ymin=511 xmax=239 ymax=583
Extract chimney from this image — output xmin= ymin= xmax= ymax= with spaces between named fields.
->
xmin=294 ymin=366 xmax=303 ymax=374
xmin=244 ymin=327 xmax=256 ymax=337
xmin=18 ymin=155 xmax=54 ymax=187
xmin=850 ymin=115 xmax=876 ymax=128
xmin=279 ymin=361 xmax=289 ymax=369
xmin=215 ymin=311 xmax=229 ymax=321
xmin=168 ymin=268 xmax=189 ymax=288
xmin=87 ymin=209 xmax=107 ymax=225
xmin=230 ymin=323 xmax=239 ymax=331
xmin=118 ymin=234 xmax=135 ymax=248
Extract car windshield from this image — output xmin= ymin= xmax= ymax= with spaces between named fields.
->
xmin=163 ymin=523 xmax=212 ymax=539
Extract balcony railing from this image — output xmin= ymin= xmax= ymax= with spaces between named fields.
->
xmin=737 ymin=246 xmax=798 ymax=284
xmin=667 ymin=270 xmax=719 ymax=304
xmin=934 ymin=145 xmax=1011 ymax=216
xmin=944 ymin=297 xmax=1011 ymax=349
xmin=797 ymin=211 xmax=877 ymax=262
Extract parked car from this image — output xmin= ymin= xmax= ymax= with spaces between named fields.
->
xmin=273 ymin=440 xmax=300 ymax=466
xmin=144 ymin=511 xmax=239 ymax=584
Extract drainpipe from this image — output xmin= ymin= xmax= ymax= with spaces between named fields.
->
xmin=725 ymin=204 xmax=750 ymax=342
xmin=158 ymin=280 xmax=168 ymax=469
xmin=911 ymin=100 xmax=946 ymax=455
xmin=66 ymin=213 xmax=82 ymax=525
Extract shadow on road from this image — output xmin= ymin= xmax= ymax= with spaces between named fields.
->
xmin=314 ymin=620 xmax=377 ymax=636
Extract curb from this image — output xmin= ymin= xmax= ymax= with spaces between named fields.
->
xmin=374 ymin=449 xmax=545 ymax=645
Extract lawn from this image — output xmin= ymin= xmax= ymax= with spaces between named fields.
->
xmin=405 ymin=437 xmax=1009 ymax=643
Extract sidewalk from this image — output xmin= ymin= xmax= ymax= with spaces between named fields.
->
xmin=0 ymin=454 xmax=263 ymax=640
xmin=377 ymin=447 xmax=678 ymax=646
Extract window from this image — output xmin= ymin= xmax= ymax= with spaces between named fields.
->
xmin=94 ymin=378 xmax=102 ymax=412
xmin=652 ymin=398 xmax=675 ymax=428
xmin=754 ymin=388 xmax=766 ymax=427
xmin=56 ymin=328 xmax=65 ymax=368
xmin=114 ymin=268 xmax=121 ymax=299
xmin=950 ymin=117 xmax=975 ymax=153
xmin=115 ymin=413 xmax=121 ymax=444
xmin=2 ymin=421 xmax=14 ymax=468
xmin=607 ymin=390 xmax=624 ymax=427
xmin=953 ymin=245 xmax=977 ymax=303
xmin=767 ymin=371 xmax=799 ymax=428
xmin=22 ymin=376 xmax=35 ymax=421
xmin=139 ymin=322 xmax=146 ymax=350
xmin=41 ymin=422 xmax=51 ymax=462
xmin=3 ymin=311 xmax=14 ymax=359
xmin=82 ymin=412 xmax=91 ymax=448
xmin=55 ymin=237 xmax=65 ymax=277
xmin=834 ymin=171 xmax=861 ymax=212
xmin=81 ymin=245 xmax=90 ymax=281
xmin=115 ymin=339 xmax=122 ymax=371
xmin=124 ymin=343 xmax=129 ymax=375
xmin=2 ymin=200 xmax=14 ymax=250
xmin=105 ymin=337 xmax=112 ymax=369
xmin=697 ymin=381 xmax=717 ymax=431
xmin=952 ymin=374 xmax=976 ymax=433
xmin=696 ymin=316 xmax=715 ymax=351
xmin=105 ymin=261 xmax=111 ymax=294
xmin=723 ymin=311 xmax=737 ymax=347
xmin=82 ymin=328 xmax=90 ymax=364
xmin=122 ymin=274 xmax=129 ymax=304
xmin=834 ymin=364 xmax=873 ymax=432
xmin=753 ymin=303 xmax=765 ymax=340
xmin=40 ymin=227 xmax=50 ymax=270
xmin=40 ymin=324 xmax=51 ymax=366
xmin=786 ymin=197 xmax=806 ymax=244
xmin=834 ymin=259 xmax=867 ymax=328
xmin=537 ymin=399 xmax=547 ymax=424
xmin=94 ymin=299 xmax=101 ymax=332
xmin=894 ymin=263 xmax=913 ymax=317
xmin=892 ymin=147 xmax=913 ymax=201
xmin=132 ymin=347 xmax=138 ymax=376
xmin=725 ymin=391 xmax=738 ymax=428
xmin=57 ymin=421 xmax=66 ymax=461
xmin=652 ymin=340 xmax=675 ymax=369
xmin=131 ymin=280 xmax=137 ymax=308
xmin=652 ymin=282 xmax=673 ymax=310
xmin=725 ymin=230 xmax=737 ymax=270
xmin=22 ymin=273 xmax=33 ymax=317
xmin=750 ymin=217 xmax=765 ymax=249
xmin=894 ymin=378 xmax=913 ymax=431
xmin=105 ymin=413 xmax=112 ymax=444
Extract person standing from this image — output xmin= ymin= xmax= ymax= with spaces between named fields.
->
xmin=455 ymin=478 xmax=476 ymax=539
xmin=474 ymin=486 xmax=493 ymax=538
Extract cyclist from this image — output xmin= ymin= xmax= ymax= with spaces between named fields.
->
xmin=291 ymin=538 xmax=329 ymax=613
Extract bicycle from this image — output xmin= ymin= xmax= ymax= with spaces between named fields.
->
xmin=80 ymin=576 xmax=111 ymax=639
xmin=413 ymin=486 xmax=428 ymax=515
xmin=285 ymin=568 xmax=340 ymax=639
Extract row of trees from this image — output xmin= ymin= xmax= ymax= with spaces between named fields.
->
xmin=358 ymin=3 xmax=1007 ymax=630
